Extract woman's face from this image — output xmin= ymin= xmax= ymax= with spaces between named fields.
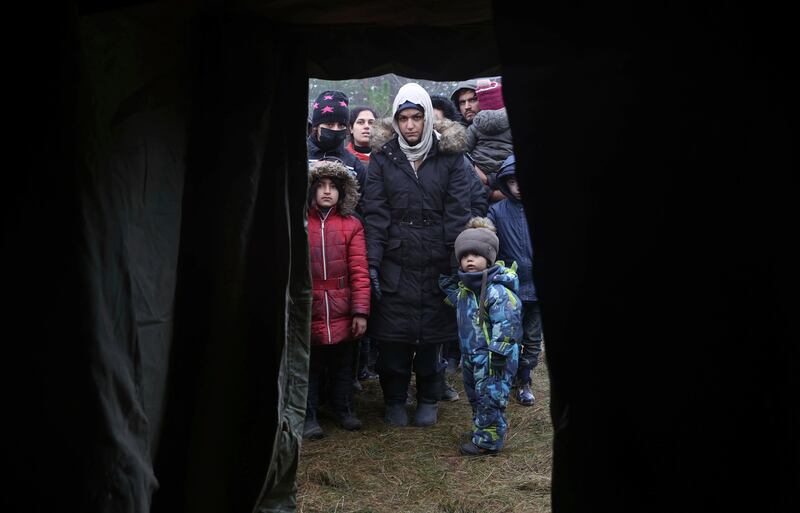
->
xmin=351 ymin=110 xmax=376 ymax=147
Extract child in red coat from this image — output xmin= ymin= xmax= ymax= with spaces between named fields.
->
xmin=304 ymin=159 xmax=371 ymax=439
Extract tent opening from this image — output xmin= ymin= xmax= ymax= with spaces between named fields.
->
xmin=298 ymin=74 xmax=553 ymax=511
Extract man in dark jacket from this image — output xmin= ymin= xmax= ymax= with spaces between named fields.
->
xmin=308 ymin=90 xmax=367 ymax=197
xmin=450 ymin=80 xmax=507 ymax=203
xmin=431 ymin=95 xmax=488 ymax=218
xmin=487 ymin=154 xmax=542 ymax=406
xmin=363 ymin=83 xmax=472 ymax=428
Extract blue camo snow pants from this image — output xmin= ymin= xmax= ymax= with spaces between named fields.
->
xmin=462 ymin=346 xmax=519 ymax=451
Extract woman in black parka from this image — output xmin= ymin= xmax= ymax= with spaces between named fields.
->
xmin=363 ymin=83 xmax=471 ymax=428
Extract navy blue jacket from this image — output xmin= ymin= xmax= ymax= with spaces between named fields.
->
xmin=487 ymin=162 xmax=537 ymax=301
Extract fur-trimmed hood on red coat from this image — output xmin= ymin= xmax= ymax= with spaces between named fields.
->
xmin=307 ymin=159 xmax=361 ymax=216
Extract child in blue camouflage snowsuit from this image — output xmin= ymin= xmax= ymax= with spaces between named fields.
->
xmin=440 ymin=217 xmax=522 ymax=456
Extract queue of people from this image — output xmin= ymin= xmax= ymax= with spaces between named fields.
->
xmin=304 ymin=78 xmax=542 ymax=456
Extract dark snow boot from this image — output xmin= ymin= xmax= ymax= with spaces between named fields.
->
xmin=384 ymin=403 xmax=409 ymax=427
xmin=446 ymin=357 xmax=459 ymax=375
xmin=459 ymin=441 xmax=499 ymax=456
xmin=333 ymin=390 xmax=363 ymax=431
xmin=336 ymin=410 xmax=363 ymax=431
xmin=441 ymin=382 xmax=460 ymax=401
xmin=516 ymin=384 xmax=535 ymax=406
xmin=414 ymin=402 xmax=439 ymax=427
xmin=303 ymin=416 xmax=325 ymax=440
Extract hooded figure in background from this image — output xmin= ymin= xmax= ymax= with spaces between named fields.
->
xmin=362 ymin=83 xmax=472 ymax=429
xmin=450 ymin=79 xmax=481 ymax=126
xmin=307 ymin=90 xmax=368 ymax=202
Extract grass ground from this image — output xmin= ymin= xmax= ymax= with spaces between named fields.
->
xmin=296 ymin=359 xmax=553 ymax=513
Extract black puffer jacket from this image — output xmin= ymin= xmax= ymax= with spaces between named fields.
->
xmin=307 ymin=133 xmax=367 ymax=194
xmin=466 ymin=107 xmax=514 ymax=174
xmin=363 ymin=117 xmax=472 ymax=345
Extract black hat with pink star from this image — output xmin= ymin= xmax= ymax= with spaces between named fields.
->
xmin=311 ymin=90 xmax=350 ymax=127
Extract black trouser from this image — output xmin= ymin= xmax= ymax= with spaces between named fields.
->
xmin=354 ymin=336 xmax=377 ymax=376
xmin=376 ymin=340 xmax=443 ymax=405
xmin=444 ymin=338 xmax=461 ymax=363
xmin=368 ymin=337 xmax=378 ymax=369
xmin=308 ymin=341 xmax=357 ymax=418
xmin=517 ymin=301 xmax=544 ymax=385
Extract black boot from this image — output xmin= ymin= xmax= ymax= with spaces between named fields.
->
xmin=303 ymin=409 xmax=325 ymax=440
xmin=446 ymin=357 xmax=459 ymax=375
xmin=336 ymin=408 xmax=363 ymax=431
xmin=305 ymin=361 xmax=325 ymax=439
xmin=335 ymin=394 xmax=363 ymax=431
xmin=333 ymin=373 xmax=363 ymax=431
xmin=459 ymin=441 xmax=499 ymax=456
xmin=384 ymin=403 xmax=409 ymax=427
xmin=441 ymin=381 xmax=460 ymax=401
xmin=414 ymin=402 xmax=438 ymax=427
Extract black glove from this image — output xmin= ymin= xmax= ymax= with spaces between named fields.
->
xmin=369 ymin=266 xmax=382 ymax=301
xmin=490 ymin=353 xmax=507 ymax=377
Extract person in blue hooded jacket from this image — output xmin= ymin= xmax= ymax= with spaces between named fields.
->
xmin=487 ymin=154 xmax=543 ymax=406
xmin=439 ymin=217 xmax=522 ymax=456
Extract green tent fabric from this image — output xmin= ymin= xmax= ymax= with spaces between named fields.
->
xmin=4 ymin=2 xmax=794 ymax=513
xmin=6 ymin=3 xmax=501 ymax=512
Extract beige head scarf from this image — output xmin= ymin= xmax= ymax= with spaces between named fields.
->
xmin=391 ymin=83 xmax=438 ymax=163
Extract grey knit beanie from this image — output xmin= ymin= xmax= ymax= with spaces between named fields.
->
xmin=454 ymin=217 xmax=499 ymax=266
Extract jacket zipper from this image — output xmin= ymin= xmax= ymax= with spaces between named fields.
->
xmin=320 ymin=211 xmax=333 ymax=343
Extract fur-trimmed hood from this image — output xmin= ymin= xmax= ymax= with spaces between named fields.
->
xmin=308 ymin=160 xmax=360 ymax=216
xmin=370 ymin=117 xmax=468 ymax=155
xmin=471 ymin=107 xmax=510 ymax=136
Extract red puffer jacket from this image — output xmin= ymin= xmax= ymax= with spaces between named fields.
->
xmin=308 ymin=205 xmax=370 ymax=345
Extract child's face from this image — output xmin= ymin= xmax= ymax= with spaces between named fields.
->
xmin=506 ymin=177 xmax=521 ymax=200
xmin=315 ymin=177 xmax=340 ymax=209
xmin=460 ymin=253 xmax=488 ymax=273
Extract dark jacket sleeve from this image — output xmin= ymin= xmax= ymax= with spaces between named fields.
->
xmin=466 ymin=123 xmax=478 ymax=152
xmin=353 ymin=158 xmax=367 ymax=192
xmin=362 ymin=156 xmax=389 ymax=268
xmin=438 ymin=274 xmax=461 ymax=308
xmin=443 ymin=155 xmax=472 ymax=249
xmin=465 ymin=155 xmax=488 ymax=217
xmin=352 ymin=158 xmax=367 ymax=214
